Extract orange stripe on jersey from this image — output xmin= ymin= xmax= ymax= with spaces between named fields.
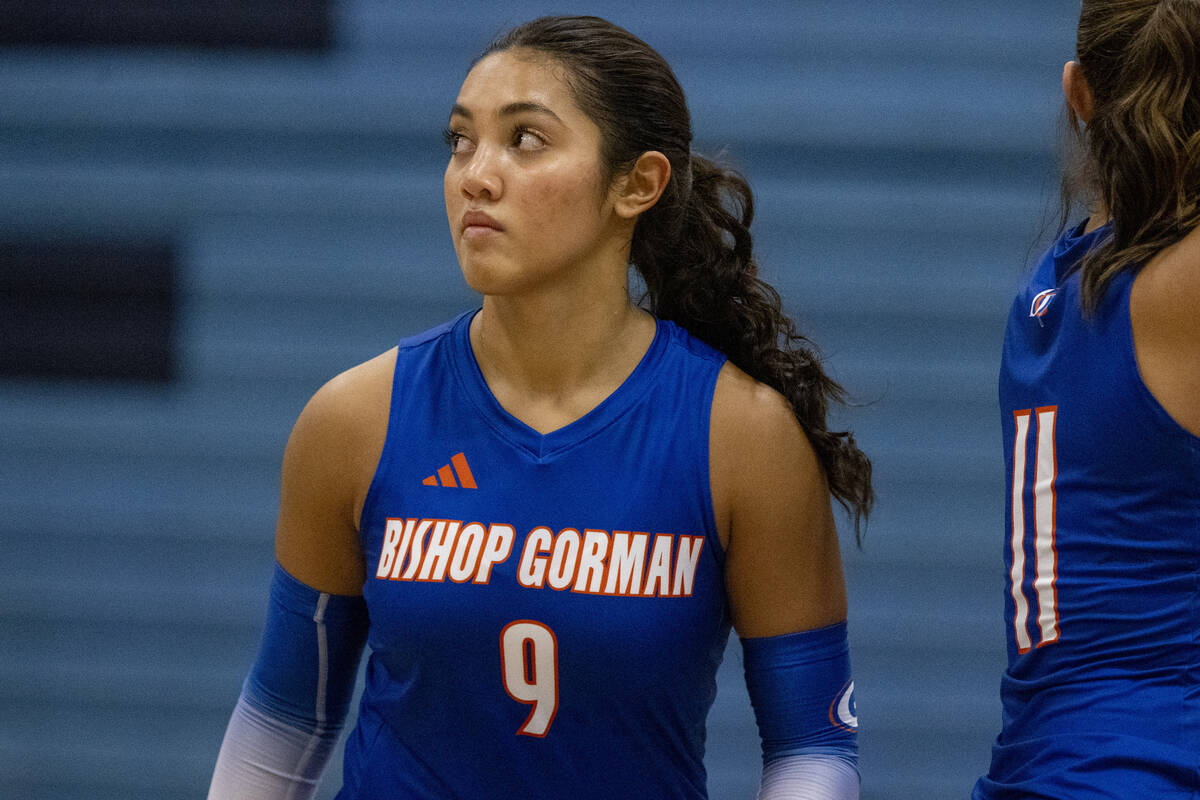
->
xmin=452 ymin=452 xmax=477 ymax=488
xmin=422 ymin=475 xmax=438 ymax=486
xmin=438 ymin=465 xmax=458 ymax=487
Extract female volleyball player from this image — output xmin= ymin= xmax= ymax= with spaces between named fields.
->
xmin=208 ymin=16 xmax=872 ymax=799
xmin=974 ymin=1 xmax=1200 ymax=797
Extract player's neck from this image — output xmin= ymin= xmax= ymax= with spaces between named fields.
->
xmin=1084 ymin=199 xmax=1111 ymax=233
xmin=470 ymin=289 xmax=656 ymax=433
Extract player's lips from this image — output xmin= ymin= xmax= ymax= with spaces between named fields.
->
xmin=462 ymin=210 xmax=504 ymax=238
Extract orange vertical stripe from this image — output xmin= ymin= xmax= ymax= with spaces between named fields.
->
xmin=452 ymin=452 xmax=477 ymax=489
xmin=437 ymin=465 xmax=457 ymax=487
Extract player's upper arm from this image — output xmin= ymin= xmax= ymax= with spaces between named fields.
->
xmin=1131 ymin=226 xmax=1200 ymax=437
xmin=710 ymin=363 xmax=848 ymax=639
xmin=273 ymin=348 xmax=396 ymax=595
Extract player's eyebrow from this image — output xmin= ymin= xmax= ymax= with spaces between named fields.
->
xmin=449 ymin=102 xmax=563 ymax=123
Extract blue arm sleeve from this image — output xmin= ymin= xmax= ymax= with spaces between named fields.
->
xmin=208 ymin=564 xmax=370 ymax=799
xmin=741 ymin=621 xmax=858 ymax=766
xmin=241 ymin=563 xmax=370 ymax=734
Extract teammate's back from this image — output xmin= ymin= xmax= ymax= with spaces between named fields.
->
xmin=975 ymin=221 xmax=1200 ymax=798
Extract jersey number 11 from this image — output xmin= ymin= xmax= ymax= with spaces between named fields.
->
xmin=1009 ymin=406 xmax=1060 ymax=653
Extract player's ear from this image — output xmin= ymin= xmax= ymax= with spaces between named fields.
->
xmin=1063 ymin=60 xmax=1095 ymax=124
xmin=611 ymin=151 xmax=671 ymax=219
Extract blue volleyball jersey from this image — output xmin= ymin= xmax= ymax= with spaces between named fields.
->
xmin=974 ymin=221 xmax=1200 ymax=799
xmin=337 ymin=310 xmax=732 ymax=799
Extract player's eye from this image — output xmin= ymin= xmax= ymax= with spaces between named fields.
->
xmin=512 ymin=127 xmax=546 ymax=151
xmin=442 ymin=128 xmax=473 ymax=155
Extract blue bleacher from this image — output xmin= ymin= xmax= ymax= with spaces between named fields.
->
xmin=0 ymin=2 xmax=1082 ymax=797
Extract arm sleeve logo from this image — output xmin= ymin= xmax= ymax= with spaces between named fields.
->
xmin=830 ymin=680 xmax=858 ymax=732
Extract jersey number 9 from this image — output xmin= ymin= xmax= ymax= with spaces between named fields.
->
xmin=500 ymin=620 xmax=559 ymax=736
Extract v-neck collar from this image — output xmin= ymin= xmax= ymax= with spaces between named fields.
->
xmin=447 ymin=309 xmax=668 ymax=461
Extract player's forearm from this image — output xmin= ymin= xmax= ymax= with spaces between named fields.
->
xmin=208 ymin=563 xmax=368 ymax=799
xmin=756 ymin=752 xmax=859 ymax=799
xmin=208 ymin=695 xmax=338 ymax=800
xmin=744 ymin=622 xmax=860 ymax=800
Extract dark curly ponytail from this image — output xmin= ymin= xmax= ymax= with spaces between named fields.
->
xmin=483 ymin=16 xmax=873 ymax=537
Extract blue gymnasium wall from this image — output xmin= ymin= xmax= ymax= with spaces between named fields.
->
xmin=0 ymin=2 xmax=1080 ymax=797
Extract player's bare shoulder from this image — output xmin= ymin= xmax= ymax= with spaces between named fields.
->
xmin=710 ymin=362 xmax=823 ymax=477
xmin=291 ymin=347 xmax=396 ymax=461
xmin=710 ymin=363 xmax=845 ymax=636
xmin=1131 ymin=223 xmax=1200 ymax=435
xmin=708 ymin=362 xmax=827 ymax=543
xmin=276 ymin=347 xmax=398 ymax=593
xmin=282 ymin=347 xmax=398 ymax=526
xmin=311 ymin=347 xmax=397 ymax=436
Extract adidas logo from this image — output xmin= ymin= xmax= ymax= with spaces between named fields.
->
xmin=422 ymin=452 xmax=477 ymax=489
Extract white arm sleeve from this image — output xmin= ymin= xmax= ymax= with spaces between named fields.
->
xmin=207 ymin=695 xmax=339 ymax=800
xmin=756 ymin=753 xmax=861 ymax=800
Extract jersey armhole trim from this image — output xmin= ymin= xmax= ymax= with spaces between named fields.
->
xmin=356 ymin=347 xmax=408 ymax=550
xmin=358 ymin=311 xmax=476 ymax=543
xmin=701 ymin=356 xmax=728 ymax=567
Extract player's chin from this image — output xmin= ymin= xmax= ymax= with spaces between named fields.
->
xmin=458 ymin=258 xmax=531 ymax=297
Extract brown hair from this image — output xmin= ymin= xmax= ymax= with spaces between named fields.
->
xmin=1063 ymin=0 xmax=1200 ymax=311
xmin=480 ymin=16 xmax=873 ymax=538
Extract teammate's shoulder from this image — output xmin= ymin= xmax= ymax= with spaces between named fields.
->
xmin=1130 ymin=223 xmax=1200 ymax=434
xmin=1133 ymin=223 xmax=1200 ymax=348
xmin=1137 ymin=223 xmax=1200 ymax=300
